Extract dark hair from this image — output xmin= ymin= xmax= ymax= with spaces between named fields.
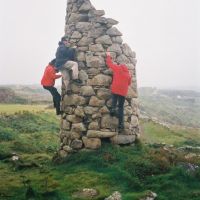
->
xmin=61 ymin=36 xmax=68 ymax=42
xmin=49 ymin=59 xmax=56 ymax=65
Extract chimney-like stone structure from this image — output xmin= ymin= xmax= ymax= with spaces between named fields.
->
xmin=58 ymin=0 xmax=139 ymax=158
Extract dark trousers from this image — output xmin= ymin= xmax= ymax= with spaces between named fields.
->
xmin=111 ymin=93 xmax=125 ymax=127
xmin=43 ymin=86 xmax=61 ymax=114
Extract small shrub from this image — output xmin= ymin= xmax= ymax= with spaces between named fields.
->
xmin=12 ymin=140 xmax=42 ymax=153
xmin=0 ymin=127 xmax=17 ymax=141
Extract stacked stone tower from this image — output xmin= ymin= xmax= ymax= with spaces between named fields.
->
xmin=58 ymin=0 xmax=139 ymax=158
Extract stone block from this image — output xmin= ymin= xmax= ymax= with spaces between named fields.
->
xmin=88 ymin=74 xmax=112 ymax=86
xmin=63 ymin=94 xmax=86 ymax=106
xmin=89 ymin=44 xmax=104 ymax=52
xmin=75 ymin=106 xmax=85 ymax=117
xmin=107 ymin=44 xmax=122 ymax=55
xmin=87 ymin=130 xmax=117 ymax=138
xmin=101 ymin=114 xmax=118 ymax=129
xmin=76 ymin=22 xmax=91 ymax=32
xmin=106 ymin=27 xmax=122 ymax=36
xmin=81 ymin=86 xmax=95 ymax=96
xmin=77 ymin=52 xmax=86 ymax=62
xmin=95 ymin=35 xmax=112 ymax=45
xmin=89 ymin=96 xmax=105 ymax=107
xmin=122 ymin=43 xmax=136 ymax=58
xmin=84 ymin=106 xmax=99 ymax=115
xmin=72 ymin=123 xmax=86 ymax=132
xmin=79 ymin=1 xmax=92 ymax=12
xmin=97 ymin=88 xmax=111 ymax=100
xmin=82 ymin=137 xmax=101 ymax=149
xmin=88 ymin=122 xmax=99 ymax=130
xmin=62 ymin=119 xmax=71 ymax=130
xmin=78 ymin=36 xmax=93 ymax=46
xmin=66 ymin=115 xmax=83 ymax=123
xmin=71 ymin=31 xmax=82 ymax=39
xmin=71 ymin=139 xmax=83 ymax=149
xmin=110 ymin=135 xmax=136 ymax=145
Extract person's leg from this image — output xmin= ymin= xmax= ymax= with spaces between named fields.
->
xmin=118 ymin=95 xmax=125 ymax=131
xmin=52 ymin=88 xmax=61 ymax=115
xmin=53 ymin=99 xmax=56 ymax=108
xmin=110 ymin=93 xmax=118 ymax=116
xmin=60 ymin=68 xmax=71 ymax=92
xmin=62 ymin=61 xmax=81 ymax=88
xmin=66 ymin=61 xmax=79 ymax=80
xmin=43 ymin=86 xmax=61 ymax=115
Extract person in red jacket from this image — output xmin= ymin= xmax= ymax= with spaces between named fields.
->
xmin=106 ymin=52 xmax=132 ymax=132
xmin=41 ymin=59 xmax=62 ymax=115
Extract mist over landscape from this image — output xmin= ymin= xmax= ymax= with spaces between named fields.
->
xmin=0 ymin=0 xmax=200 ymax=199
xmin=0 ymin=0 xmax=199 ymax=89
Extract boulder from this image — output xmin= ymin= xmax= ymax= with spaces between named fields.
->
xmin=95 ymin=35 xmax=112 ymax=45
xmin=71 ymin=139 xmax=83 ymax=149
xmin=101 ymin=115 xmax=118 ymax=129
xmin=110 ymin=135 xmax=136 ymax=145
xmin=79 ymin=1 xmax=93 ymax=12
xmin=76 ymin=22 xmax=91 ymax=32
xmin=106 ymin=27 xmax=122 ymax=36
xmin=89 ymin=96 xmax=105 ymax=107
xmin=63 ymin=94 xmax=86 ymax=106
xmin=87 ymin=130 xmax=117 ymax=138
xmin=105 ymin=191 xmax=122 ymax=200
xmin=107 ymin=43 xmax=122 ymax=55
xmin=82 ymin=137 xmax=101 ymax=149
xmin=71 ymin=31 xmax=82 ymax=39
xmin=89 ymin=44 xmax=104 ymax=52
xmin=88 ymin=74 xmax=112 ymax=86
xmin=72 ymin=123 xmax=86 ymax=132
xmin=81 ymin=86 xmax=95 ymax=96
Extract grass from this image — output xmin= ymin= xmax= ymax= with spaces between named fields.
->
xmin=0 ymin=104 xmax=200 ymax=199
xmin=1 ymin=143 xmax=200 ymax=200
xmin=0 ymin=104 xmax=51 ymax=114
xmin=140 ymin=120 xmax=200 ymax=146
xmin=139 ymin=94 xmax=200 ymax=128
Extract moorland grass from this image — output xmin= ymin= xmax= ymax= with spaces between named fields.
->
xmin=0 ymin=106 xmax=200 ymax=199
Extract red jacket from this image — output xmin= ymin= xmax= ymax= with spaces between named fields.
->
xmin=41 ymin=64 xmax=62 ymax=86
xmin=106 ymin=55 xmax=131 ymax=96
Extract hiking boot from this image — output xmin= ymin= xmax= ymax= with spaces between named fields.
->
xmin=110 ymin=108 xmax=117 ymax=117
xmin=73 ymin=79 xmax=83 ymax=85
xmin=118 ymin=124 xmax=124 ymax=133
xmin=56 ymin=110 xmax=63 ymax=115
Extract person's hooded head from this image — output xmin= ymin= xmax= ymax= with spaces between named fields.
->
xmin=49 ymin=59 xmax=56 ymax=66
xmin=59 ymin=36 xmax=69 ymax=46
xmin=116 ymin=60 xmax=129 ymax=73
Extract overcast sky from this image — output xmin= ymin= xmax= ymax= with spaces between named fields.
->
xmin=0 ymin=0 xmax=199 ymax=89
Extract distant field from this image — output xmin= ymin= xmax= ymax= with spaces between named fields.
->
xmin=139 ymin=87 xmax=200 ymax=128
xmin=140 ymin=120 xmax=200 ymax=146
xmin=0 ymin=104 xmax=52 ymax=114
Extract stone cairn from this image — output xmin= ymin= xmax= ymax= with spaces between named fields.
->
xmin=58 ymin=0 xmax=139 ymax=158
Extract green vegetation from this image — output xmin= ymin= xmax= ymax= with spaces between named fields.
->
xmin=141 ymin=120 xmax=200 ymax=146
xmin=0 ymin=105 xmax=200 ymax=199
xmin=0 ymin=104 xmax=49 ymax=114
xmin=139 ymin=87 xmax=200 ymax=128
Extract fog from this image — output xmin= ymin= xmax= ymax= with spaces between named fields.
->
xmin=0 ymin=0 xmax=199 ymax=89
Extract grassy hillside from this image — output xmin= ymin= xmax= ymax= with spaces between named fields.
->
xmin=140 ymin=120 xmax=200 ymax=146
xmin=139 ymin=87 xmax=200 ymax=128
xmin=0 ymin=85 xmax=54 ymax=104
xmin=1 ymin=85 xmax=199 ymax=128
xmin=0 ymin=104 xmax=50 ymax=114
xmin=0 ymin=105 xmax=200 ymax=200
xmin=0 ymin=87 xmax=27 ymax=104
